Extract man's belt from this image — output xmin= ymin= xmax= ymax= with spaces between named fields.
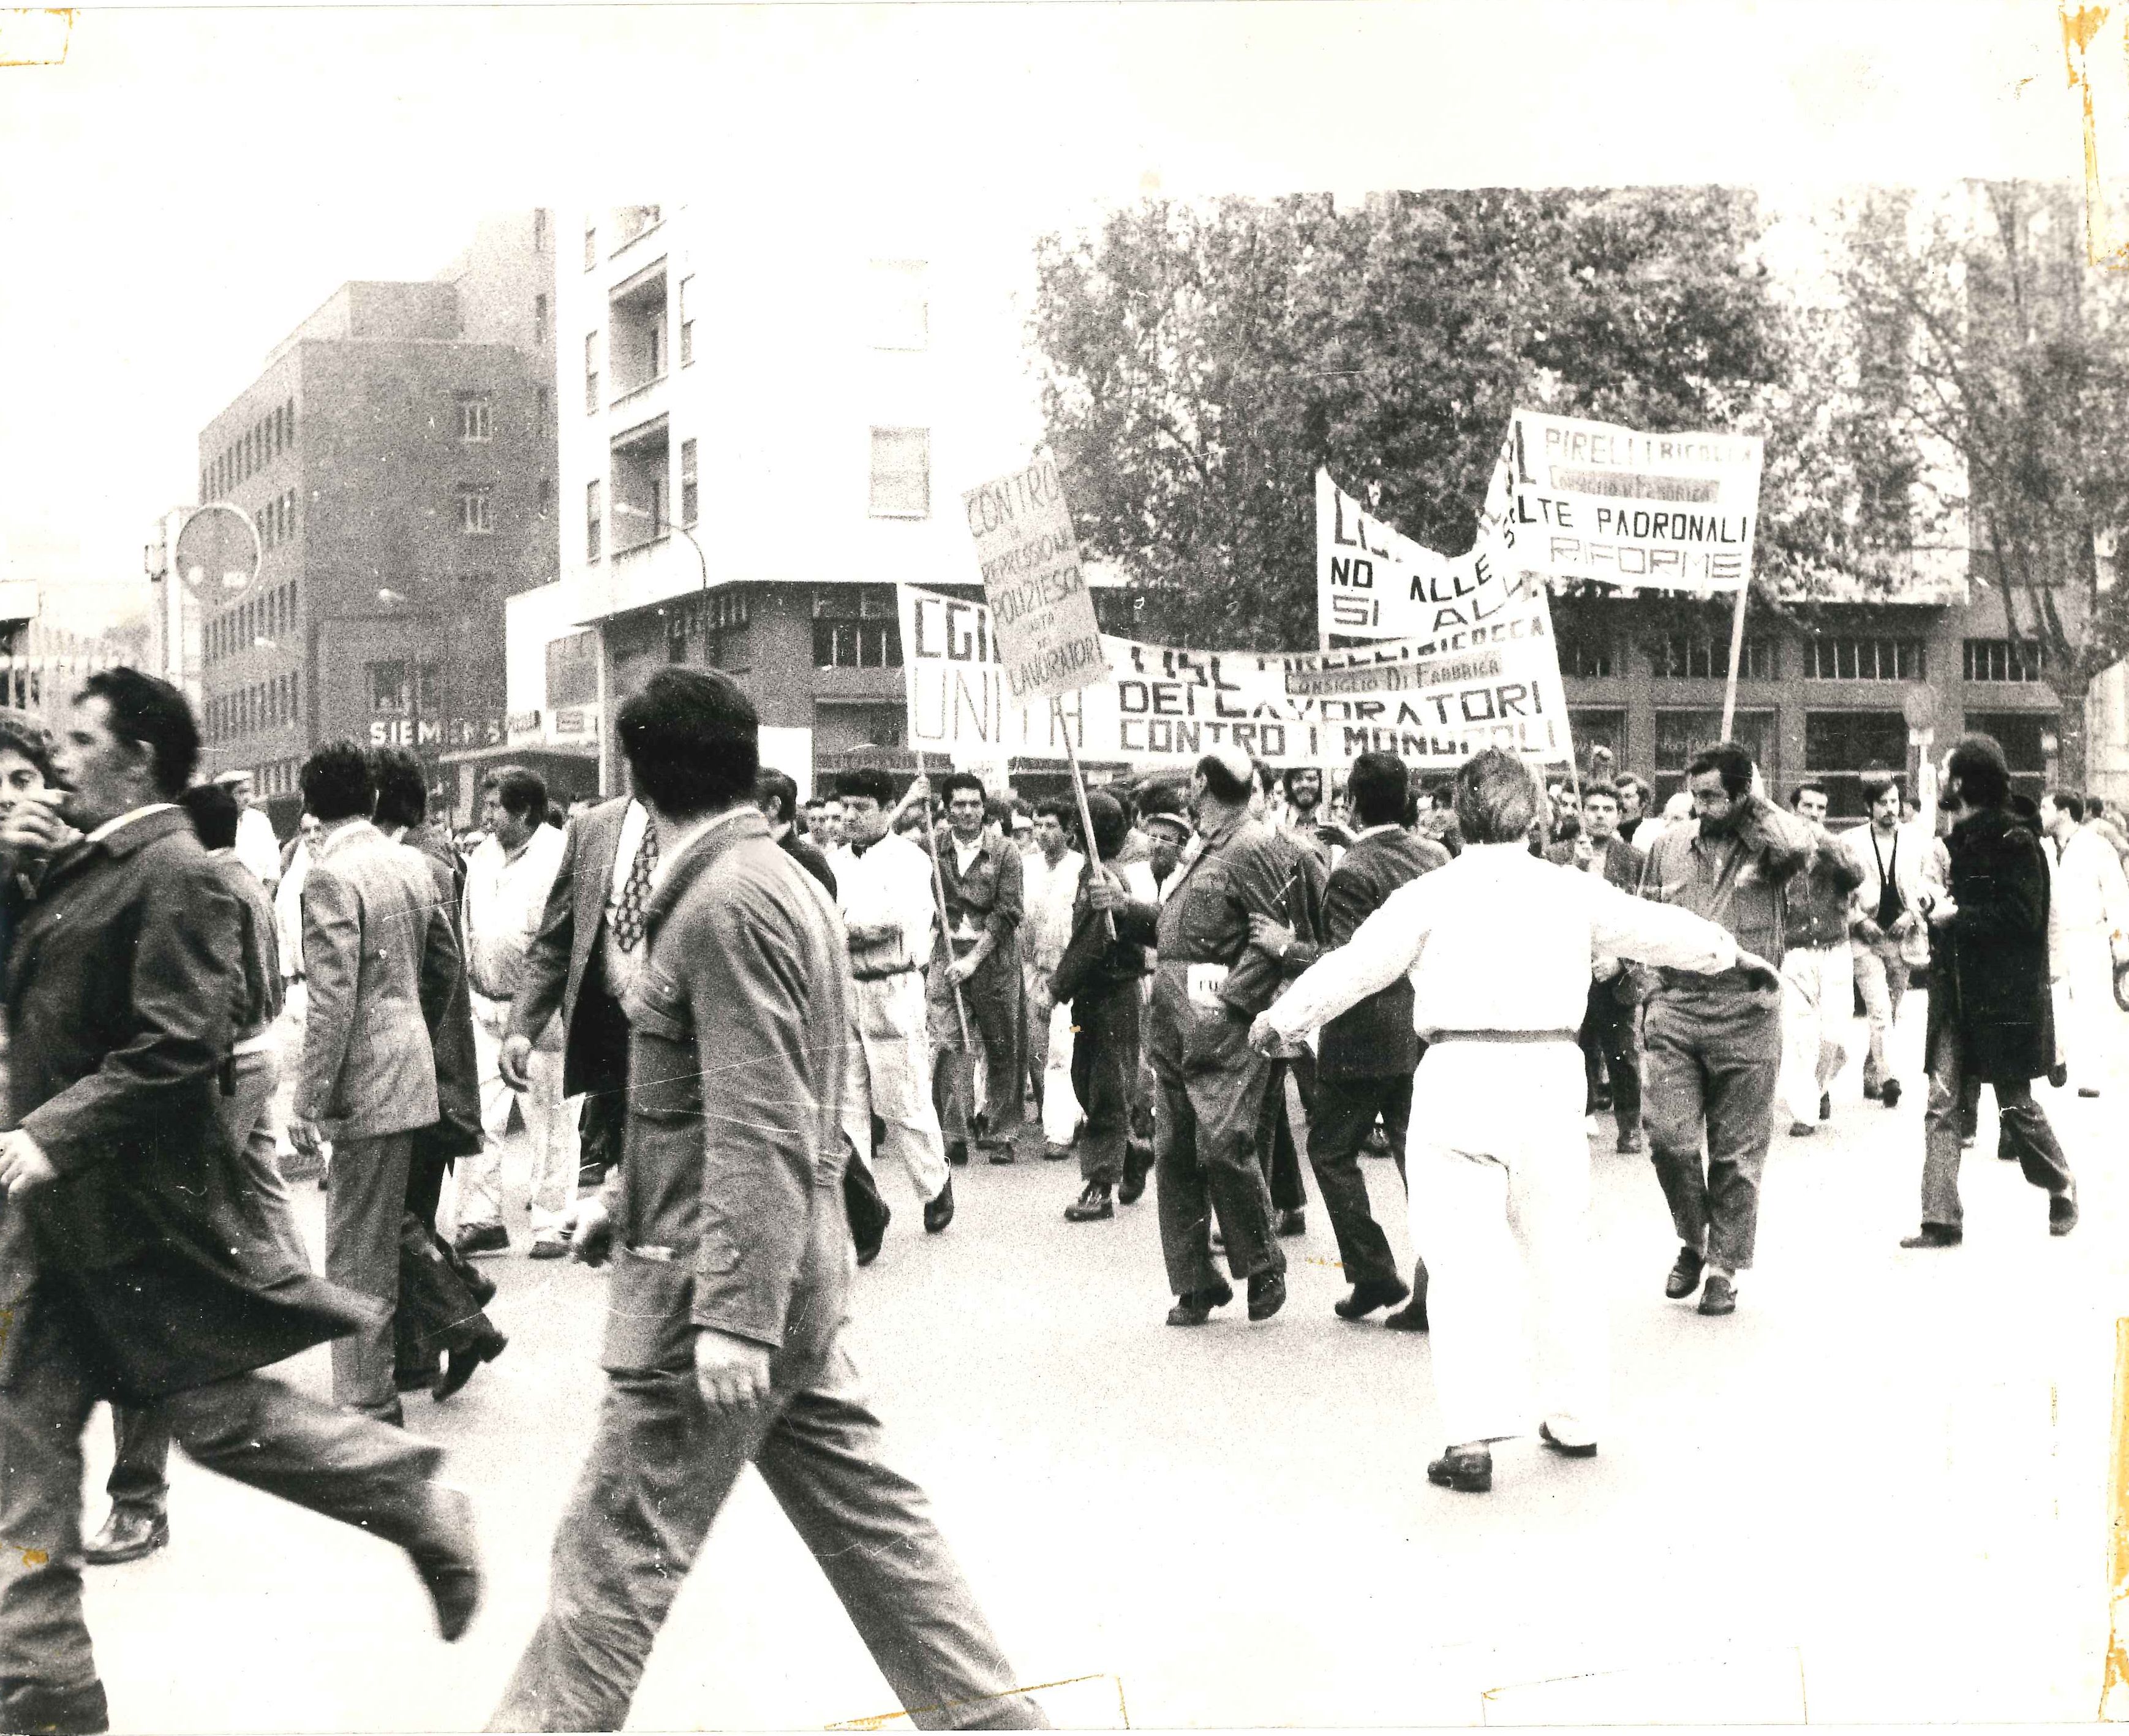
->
xmin=852 ymin=964 xmax=918 ymax=983
xmin=1428 ymin=1028 xmax=1580 ymax=1045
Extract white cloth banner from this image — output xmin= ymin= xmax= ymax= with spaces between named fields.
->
xmin=900 ymin=583 xmax=1572 ymax=772
xmin=1315 ymin=447 xmax=1519 ymax=643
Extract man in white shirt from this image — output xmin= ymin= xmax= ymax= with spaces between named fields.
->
xmin=1021 ymin=799 xmax=1085 ymax=1155
xmin=2043 ymin=789 xmax=2129 ymax=1096
xmin=1845 ymin=771 xmax=1932 ymax=1109
xmin=217 ymin=769 xmax=283 ymax=894
xmin=457 ymin=768 xmax=576 ymax=1258
xmin=1252 ymin=749 xmax=1773 ymax=1495
xmin=833 ymin=768 xmax=955 ymax=1234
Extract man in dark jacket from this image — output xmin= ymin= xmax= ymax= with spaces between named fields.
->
xmin=1546 ymin=782 xmax=1649 ymax=1152
xmin=0 ymin=670 xmax=478 ymax=1735
xmin=929 ymin=771 xmax=1025 ymax=1161
xmin=1904 ymin=734 xmax=2079 ymax=1247
xmin=1249 ymin=753 xmax=1447 ymax=1323
xmin=489 ymin=668 xmax=1044 ymax=1733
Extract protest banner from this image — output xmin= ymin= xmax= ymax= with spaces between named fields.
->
xmin=1314 ymin=447 xmax=1519 ymax=644
xmin=900 ymin=583 xmax=1572 ymax=776
xmin=962 ymin=454 xmax=1106 ymax=704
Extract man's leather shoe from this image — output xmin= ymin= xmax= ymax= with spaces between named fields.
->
xmin=1539 ymin=1421 xmax=1599 ymax=1459
xmin=395 ymin=1362 xmax=435 ymax=1392
xmin=575 ymin=1160 xmax=608 ymax=1191
xmin=923 ymin=1177 xmax=955 ymax=1234
xmin=2051 ymin=1188 xmax=2080 ymax=1236
xmin=1166 ymin=1280 xmax=1234 ymax=1326
xmin=983 ymin=1140 xmax=1015 ymax=1165
xmin=82 ymin=1508 xmax=167 ymax=1566
xmin=854 ymin=1205 xmax=890 ymax=1266
xmin=2050 ymin=1062 xmax=2070 ymax=1089
xmin=1118 ymin=1139 xmax=1153 ymax=1204
xmin=1819 ymin=1090 xmax=1833 ymax=1122
xmin=1426 ymin=1445 xmax=1492 ymax=1493
xmin=2079 ymin=1087 xmax=2103 ymax=1099
xmin=0 ymin=1677 xmax=110 ymax=1735
xmin=1664 ymin=1245 xmax=1705 ymax=1300
xmin=405 ymin=1485 xmax=482 ymax=1643
xmin=1787 ymin=1121 xmax=1815 ymax=1138
xmin=434 ymin=1331 xmax=508 ymax=1403
xmin=1275 ymin=1208 xmax=1306 ymax=1237
xmin=1043 ymin=1142 xmax=1073 ymax=1161
xmin=454 ymin=1223 xmax=508 ymax=1258
xmin=1333 ymin=1276 xmax=1409 ymax=1321
xmin=1064 ymin=1182 xmax=1113 ymax=1222
xmin=1697 ymin=1274 xmax=1738 ymax=1315
xmin=529 ymin=1236 xmax=568 ymax=1261
xmin=1362 ymin=1125 xmax=1392 ymax=1158
xmin=1863 ymin=1079 xmax=1882 ymax=1100
xmin=1900 ymin=1223 xmax=1963 ymax=1248
xmin=458 ymin=1263 xmax=498 ymax=1307
xmin=1382 ymin=1295 xmax=1430 ymax=1332
xmin=946 ymin=1139 xmax=968 ymax=1167
xmin=1247 ymin=1270 xmax=1287 ymax=1321
xmin=1880 ymin=1079 xmax=1902 ymax=1109
xmin=1616 ymin=1127 xmax=1645 ymax=1154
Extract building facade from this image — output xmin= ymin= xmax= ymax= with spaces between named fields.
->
xmin=195 ymin=211 xmax=558 ymax=830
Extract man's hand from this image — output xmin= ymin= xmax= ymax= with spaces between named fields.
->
xmin=570 ymin=1196 xmax=615 ymax=1267
xmin=1889 ymin=911 xmax=1920 ymax=939
xmin=1247 ymin=1012 xmax=1287 ymax=1054
xmin=947 ymin=949 xmax=984 ymax=986
xmin=1733 ymin=950 xmax=1783 ymax=994
xmin=1927 ymin=894 xmax=1959 ymax=927
xmin=1853 ymin=917 xmax=1885 ymax=946
xmin=1087 ymin=867 xmax=1128 ymax=913
xmin=895 ymin=776 xmax=932 ymax=821
xmin=497 ymin=1032 xmax=535 ymax=1092
xmin=694 ymin=1330 xmax=774 ymax=1416
xmin=288 ymin=1117 xmax=326 ymax=1160
xmin=0 ymin=798 xmax=72 ymax=859
xmin=1248 ymin=913 xmax=1297 ymax=959
xmin=1591 ymin=953 xmax=1622 ymax=982
xmin=0 ymin=1130 xmax=56 ymax=1199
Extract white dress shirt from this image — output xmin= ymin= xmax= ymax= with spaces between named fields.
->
xmin=2054 ymin=825 xmax=2129 ymax=936
xmin=233 ymin=805 xmax=282 ymax=886
xmin=600 ymin=798 xmax=654 ymax=1005
xmin=834 ymin=831 xmax=936 ymax=973
xmin=83 ymin=802 xmax=176 ymax=844
xmin=1022 ymin=847 xmax=1085 ymax=973
xmin=464 ymin=822 xmax=568 ymax=1000
xmin=1262 ymin=841 xmax=1738 ymax=1045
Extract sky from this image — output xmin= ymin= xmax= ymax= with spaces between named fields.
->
xmin=0 ymin=0 xmax=2093 ymax=634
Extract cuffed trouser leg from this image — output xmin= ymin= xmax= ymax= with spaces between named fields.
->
xmin=489 ymin=1349 xmax=1047 ymax=1734
xmin=1071 ymin=987 xmax=1137 ymax=1185
xmin=1855 ymin=938 xmax=1907 ymax=1091
xmin=463 ymin=1003 xmax=518 ymax=1231
xmin=324 ymin=1131 xmax=414 ymax=1418
xmin=1920 ymin=1017 xmax=1967 ymax=1228
xmin=0 ymin=1310 xmax=103 ymax=1709
xmin=1645 ymin=1002 xmax=1779 ymax=1271
xmin=102 ymin=1405 xmax=170 ymax=1523
xmin=1150 ymin=1041 xmax=1282 ymax=1292
xmin=1304 ymin=1073 xmax=1406 ymax=1289
xmin=848 ymin=976 xmax=949 ymax=1205
xmin=963 ymin=964 xmax=1023 ymax=1139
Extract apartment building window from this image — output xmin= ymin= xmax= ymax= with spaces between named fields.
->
xmin=1802 ymin=635 xmax=1925 ymax=681
xmin=869 ymin=260 xmax=929 ymax=350
xmin=704 ymin=589 xmax=752 ymax=668
xmin=812 ymin=584 xmax=902 ymax=668
xmin=1559 ymin=627 xmax=1613 ymax=679
xmin=546 ymin=630 xmax=598 ymax=709
xmin=584 ymin=332 xmax=600 ymax=413
xmin=615 ymin=205 xmax=661 ymax=247
xmin=586 ymin=480 xmax=603 ymax=561
xmin=680 ymin=438 xmax=698 ymax=527
xmin=200 ymin=470 xmax=208 ymax=505
xmin=1652 ymin=635 xmax=1774 ymax=681
xmin=285 ymin=399 xmax=295 ymax=448
xmin=1570 ymin=708 xmax=1627 ymax=767
xmin=1654 ymin=708 xmax=1777 ymax=804
xmin=369 ymin=660 xmax=410 ymax=715
xmin=678 ymin=275 xmax=695 ymax=366
xmin=1804 ymin=710 xmax=1907 ymax=818
xmin=867 ymin=428 xmax=930 ymax=518
xmin=1963 ymin=638 xmax=2049 ymax=682
xmin=285 ymin=489 xmax=298 ymax=540
xmin=584 ymin=221 xmax=597 ymax=270
xmin=533 ymin=292 xmax=549 ymax=345
xmin=458 ymin=394 xmax=492 ymax=442
xmin=457 ymin=486 xmax=493 ymax=534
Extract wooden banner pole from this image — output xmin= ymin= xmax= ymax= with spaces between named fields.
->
xmin=1053 ymin=700 xmax=1117 ymax=943
xmin=913 ymin=746 xmax=973 ymax=1055
xmin=1719 ymin=579 xmax=1750 ymax=742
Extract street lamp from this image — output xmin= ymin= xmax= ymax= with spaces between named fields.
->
xmin=609 ymin=500 xmax=708 ymax=594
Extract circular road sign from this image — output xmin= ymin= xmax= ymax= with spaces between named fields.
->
xmin=1899 ymin=683 xmax=1939 ymax=735
xmin=173 ymin=504 xmax=262 ymax=606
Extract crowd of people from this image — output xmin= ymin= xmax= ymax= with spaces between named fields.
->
xmin=0 ymin=655 xmax=2108 ymax=1730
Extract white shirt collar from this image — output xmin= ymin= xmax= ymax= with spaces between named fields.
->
xmin=83 ymin=802 xmax=176 ymax=845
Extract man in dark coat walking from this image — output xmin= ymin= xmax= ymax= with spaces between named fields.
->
xmin=1904 ymin=733 xmax=2079 ymax=1247
xmin=0 ymin=670 xmax=479 ymax=1736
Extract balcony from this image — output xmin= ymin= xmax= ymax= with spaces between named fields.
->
xmin=608 ymin=260 xmax=669 ymax=406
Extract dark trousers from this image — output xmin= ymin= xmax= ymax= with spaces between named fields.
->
xmin=394 ymin=1151 xmax=498 ymax=1382
xmin=1305 ymin=1071 xmax=1412 ymax=1290
xmin=1581 ymin=983 xmax=1642 ymax=1137
xmin=1921 ymin=1019 xmax=2074 ymax=1229
xmin=488 ymin=1344 xmax=1049 ymax=1733
xmin=0 ymin=1299 xmax=443 ymax=1724
xmin=1254 ymin=1054 xmax=1312 ymax=1213
xmin=323 ymin=1130 xmax=413 ymax=1419
xmin=932 ymin=953 xmax=1022 ymax=1147
xmin=1643 ymin=997 xmax=1780 ymax=1272
xmin=1150 ymin=1040 xmax=1283 ymax=1296
xmin=1071 ymin=983 xmax=1140 ymax=1185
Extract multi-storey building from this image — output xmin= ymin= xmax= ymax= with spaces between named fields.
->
xmin=496 ymin=202 xmax=1041 ymax=799
xmin=195 ymin=211 xmax=558 ymax=831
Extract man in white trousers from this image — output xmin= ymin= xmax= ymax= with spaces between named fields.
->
xmin=1251 ymin=750 xmax=1774 ymax=1496
xmin=1778 ymin=781 xmax=1864 ymax=1138
xmin=2041 ymin=789 xmax=2129 ymax=1096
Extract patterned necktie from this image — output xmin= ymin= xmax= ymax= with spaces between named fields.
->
xmin=612 ymin=815 xmax=659 ymax=952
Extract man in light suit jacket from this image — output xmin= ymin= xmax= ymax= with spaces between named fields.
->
xmin=1546 ymin=782 xmax=1648 ymax=1152
xmin=290 ymin=741 xmax=458 ymax=1423
xmin=491 ymin=668 xmax=1046 ymax=1734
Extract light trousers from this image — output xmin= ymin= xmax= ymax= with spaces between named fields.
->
xmin=465 ymin=993 xmax=579 ymax=1236
xmin=1778 ymin=943 xmax=1853 ymax=1124
xmin=1852 ymin=934 xmax=1910 ymax=1092
xmin=2060 ymin=927 xmax=2123 ymax=1085
xmin=1404 ymin=1039 xmax=1605 ymax=1447
xmin=845 ymin=973 xmax=949 ymax=1206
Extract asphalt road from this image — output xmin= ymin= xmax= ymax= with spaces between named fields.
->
xmin=80 ymin=992 xmax=2127 ymax=1729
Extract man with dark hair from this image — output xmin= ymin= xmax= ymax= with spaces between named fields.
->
xmin=1246 ymin=752 xmax=1447 ymax=1322
xmin=1020 ymin=795 xmax=1083 ymax=1155
xmin=0 ymin=681 xmax=479 ymax=1730
xmin=755 ymin=768 xmax=835 ymax=898
xmin=1253 ymin=749 xmax=1766 ymax=1494
xmin=1249 ymin=763 xmax=1327 ymax=1239
xmin=493 ymin=667 xmax=1044 ymax=1734
xmin=1902 ymin=738 xmax=2080 ymax=1247
xmin=1637 ymin=740 xmax=1813 ymax=1317
xmin=1279 ymin=765 xmax=1336 ymax=867
xmin=1546 ymin=782 xmax=1649 ymax=1152
xmin=929 ymin=769 xmax=1025 ymax=1163
xmin=834 ymin=764 xmax=954 ymax=1235
xmin=1845 ymin=769 xmax=1931 ymax=1108
xmin=461 ymin=764 xmax=576 ymax=1259
xmin=1777 ymin=780 xmax=1865 ymax=1138
xmin=1613 ymin=774 xmax=1651 ymax=845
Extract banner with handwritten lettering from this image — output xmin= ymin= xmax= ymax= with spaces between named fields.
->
xmin=1315 ymin=448 xmax=1520 ymax=643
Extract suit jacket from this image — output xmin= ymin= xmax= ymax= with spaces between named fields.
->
xmin=778 ymin=826 xmax=837 ymax=898
xmin=298 ymin=819 xmax=450 ymax=1140
xmin=4 ymin=809 xmax=371 ymax=1397
xmin=403 ymin=821 xmax=482 ymax=1163
xmin=511 ymin=794 xmax=631 ymax=1097
xmin=602 ymin=809 xmax=850 ymax=1376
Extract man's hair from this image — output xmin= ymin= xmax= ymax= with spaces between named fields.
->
xmin=177 ymin=779 xmax=241 ymax=852
xmin=77 ymin=668 xmax=199 ymax=799
xmin=1860 ymin=765 xmax=1903 ymax=807
xmin=2046 ymin=787 xmax=2086 ymax=823
xmin=1134 ymin=776 xmax=1189 ymax=824
xmin=481 ymin=765 xmax=549 ymax=823
xmin=940 ymin=771 xmax=986 ymax=806
xmin=1253 ymin=758 xmax=1278 ymax=799
xmin=1083 ymin=789 xmax=1129 ymax=859
xmin=1035 ymin=796 xmax=1076 ymax=829
xmin=616 ymin=667 xmax=759 ymax=818
xmin=1581 ymin=780 xmax=1620 ymax=809
xmin=1687 ymin=740 xmax=1754 ymax=800
xmin=1946 ymin=733 xmax=2013 ymax=810
xmin=1346 ymin=752 xmax=1408 ymax=829
xmin=1790 ymin=780 xmax=1829 ymax=807
xmin=0 ymin=709 xmax=55 ymax=787
xmin=2087 ymin=793 xmax=2108 ymax=819
xmin=370 ymin=746 xmax=429 ymax=829
xmin=1453 ymin=749 xmax=1541 ymax=846
xmin=802 ymin=796 xmax=824 ymax=815
xmin=834 ymin=766 xmax=897 ymax=807
xmin=755 ymin=768 xmax=799 ymax=826
xmin=2010 ymin=792 xmax=2042 ymax=825
xmin=1280 ymin=765 xmax=1321 ymax=799
xmin=1613 ymin=772 xmax=1648 ymax=806
xmin=1197 ymin=750 xmax=1253 ymax=807
xmin=300 ymin=740 xmax=376 ymax=823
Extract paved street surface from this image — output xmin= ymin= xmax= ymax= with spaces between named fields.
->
xmin=85 ymin=994 xmax=2125 ymax=1729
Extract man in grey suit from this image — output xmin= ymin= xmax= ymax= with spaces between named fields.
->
xmin=491 ymin=668 xmax=1046 ymax=1734
xmin=289 ymin=741 xmax=459 ymax=1423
